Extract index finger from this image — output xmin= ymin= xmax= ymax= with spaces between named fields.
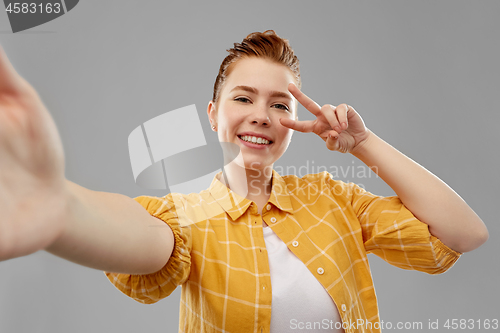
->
xmin=288 ymin=83 xmax=321 ymax=116
xmin=0 ymin=46 xmax=25 ymax=93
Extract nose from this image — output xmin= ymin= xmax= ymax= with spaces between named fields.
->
xmin=251 ymin=105 xmax=271 ymax=126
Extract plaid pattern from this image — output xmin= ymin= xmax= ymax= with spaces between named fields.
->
xmin=105 ymin=170 xmax=461 ymax=333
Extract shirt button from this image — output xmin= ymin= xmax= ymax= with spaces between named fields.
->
xmin=292 ymin=241 xmax=299 ymax=247
xmin=266 ymin=204 xmax=272 ymax=211
xmin=270 ymin=217 xmax=277 ymax=223
xmin=317 ymin=267 xmax=324 ymax=275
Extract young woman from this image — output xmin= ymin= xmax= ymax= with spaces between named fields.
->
xmin=0 ymin=31 xmax=488 ymax=333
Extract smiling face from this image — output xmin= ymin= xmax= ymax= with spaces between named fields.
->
xmin=208 ymin=57 xmax=298 ymax=171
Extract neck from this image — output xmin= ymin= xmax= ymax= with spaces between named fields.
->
xmin=219 ymin=160 xmax=273 ymax=207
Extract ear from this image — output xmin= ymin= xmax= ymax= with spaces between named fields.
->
xmin=207 ymin=100 xmax=217 ymax=127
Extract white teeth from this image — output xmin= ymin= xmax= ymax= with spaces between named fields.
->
xmin=240 ymin=135 xmax=270 ymax=145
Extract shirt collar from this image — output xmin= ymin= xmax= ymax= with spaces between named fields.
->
xmin=208 ymin=169 xmax=294 ymax=221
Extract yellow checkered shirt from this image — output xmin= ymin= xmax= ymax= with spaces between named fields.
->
xmin=105 ymin=170 xmax=461 ymax=333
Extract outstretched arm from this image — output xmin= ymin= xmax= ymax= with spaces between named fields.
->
xmin=281 ymin=83 xmax=488 ymax=253
xmin=350 ymin=130 xmax=487 ymax=253
xmin=0 ymin=46 xmax=174 ymax=274
xmin=46 ymin=181 xmax=174 ymax=274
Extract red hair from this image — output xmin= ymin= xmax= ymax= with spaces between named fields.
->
xmin=212 ymin=30 xmax=301 ymax=105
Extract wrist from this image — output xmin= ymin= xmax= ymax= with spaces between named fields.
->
xmin=43 ymin=179 xmax=73 ymax=250
xmin=350 ymin=130 xmax=377 ymax=159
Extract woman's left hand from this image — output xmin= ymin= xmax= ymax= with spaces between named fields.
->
xmin=280 ymin=83 xmax=371 ymax=153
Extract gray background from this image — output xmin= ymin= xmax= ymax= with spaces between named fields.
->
xmin=1 ymin=1 xmax=499 ymax=332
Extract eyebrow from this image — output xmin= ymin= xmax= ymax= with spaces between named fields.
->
xmin=230 ymin=85 xmax=292 ymax=100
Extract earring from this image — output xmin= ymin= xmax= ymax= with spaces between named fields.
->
xmin=212 ymin=125 xmax=217 ymax=131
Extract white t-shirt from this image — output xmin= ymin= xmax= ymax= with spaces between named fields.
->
xmin=263 ymin=225 xmax=345 ymax=332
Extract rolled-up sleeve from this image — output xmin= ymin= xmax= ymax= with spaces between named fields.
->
xmin=350 ymin=183 xmax=461 ymax=274
xmin=105 ymin=194 xmax=192 ymax=304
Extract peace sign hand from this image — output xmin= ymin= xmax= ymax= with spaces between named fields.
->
xmin=280 ymin=83 xmax=371 ymax=153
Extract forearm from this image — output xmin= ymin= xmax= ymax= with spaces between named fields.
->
xmin=45 ymin=180 xmax=174 ymax=274
xmin=351 ymin=131 xmax=488 ymax=253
